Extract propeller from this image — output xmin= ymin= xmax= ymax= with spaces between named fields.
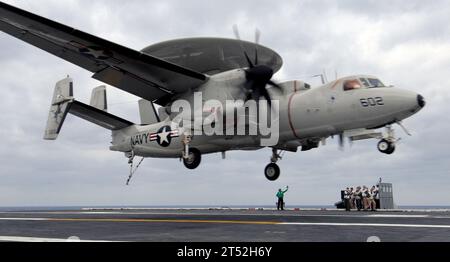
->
xmin=255 ymin=28 xmax=261 ymax=45
xmin=232 ymin=25 xmax=281 ymax=107
xmin=336 ymin=133 xmax=353 ymax=150
xmin=338 ymin=133 xmax=345 ymax=151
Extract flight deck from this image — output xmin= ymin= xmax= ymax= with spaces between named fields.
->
xmin=0 ymin=208 xmax=449 ymax=242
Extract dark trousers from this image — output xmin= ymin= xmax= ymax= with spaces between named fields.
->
xmin=345 ymin=199 xmax=351 ymax=211
xmin=277 ymin=198 xmax=284 ymax=210
xmin=356 ymin=199 xmax=362 ymax=211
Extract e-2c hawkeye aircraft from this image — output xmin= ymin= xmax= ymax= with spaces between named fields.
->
xmin=0 ymin=2 xmax=425 ymax=182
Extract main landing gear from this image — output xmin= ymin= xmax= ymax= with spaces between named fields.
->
xmin=182 ymin=134 xmax=202 ymax=170
xmin=377 ymin=125 xmax=397 ymax=155
xmin=264 ymin=149 xmax=283 ymax=181
xmin=183 ymin=148 xmax=202 ymax=169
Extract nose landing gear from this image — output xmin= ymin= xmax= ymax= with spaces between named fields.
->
xmin=377 ymin=125 xmax=397 ymax=155
xmin=264 ymin=149 xmax=284 ymax=181
xmin=377 ymin=122 xmax=413 ymax=155
xmin=265 ymin=163 xmax=280 ymax=181
xmin=377 ymin=139 xmax=395 ymax=154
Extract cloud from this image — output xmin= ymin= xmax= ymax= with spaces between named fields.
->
xmin=0 ymin=0 xmax=449 ymax=206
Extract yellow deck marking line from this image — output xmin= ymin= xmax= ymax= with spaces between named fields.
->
xmin=46 ymin=218 xmax=281 ymax=225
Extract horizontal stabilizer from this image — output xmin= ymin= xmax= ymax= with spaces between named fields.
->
xmin=44 ymin=77 xmax=133 ymax=140
xmin=69 ymin=101 xmax=133 ymax=130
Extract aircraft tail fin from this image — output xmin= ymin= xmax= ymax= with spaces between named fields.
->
xmin=90 ymin=85 xmax=107 ymax=111
xmin=44 ymin=77 xmax=74 ymax=140
xmin=44 ymin=77 xmax=133 ymax=140
xmin=138 ymin=99 xmax=160 ymax=125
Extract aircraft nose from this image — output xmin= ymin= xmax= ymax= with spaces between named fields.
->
xmin=417 ymin=94 xmax=426 ymax=108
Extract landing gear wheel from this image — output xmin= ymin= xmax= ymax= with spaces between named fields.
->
xmin=385 ymin=144 xmax=396 ymax=155
xmin=265 ymin=163 xmax=280 ymax=181
xmin=183 ymin=148 xmax=201 ymax=170
xmin=378 ymin=139 xmax=395 ymax=154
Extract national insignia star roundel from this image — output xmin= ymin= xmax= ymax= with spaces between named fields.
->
xmin=156 ymin=126 xmax=173 ymax=147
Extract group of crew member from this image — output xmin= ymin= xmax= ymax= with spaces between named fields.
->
xmin=343 ymin=185 xmax=380 ymax=211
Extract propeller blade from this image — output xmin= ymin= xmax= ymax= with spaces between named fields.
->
xmin=339 ymin=133 xmax=345 ymax=150
xmin=246 ymin=91 xmax=253 ymax=102
xmin=255 ymin=28 xmax=261 ymax=65
xmin=232 ymin=24 xmax=241 ymax=40
xmin=260 ymin=87 xmax=272 ymax=107
xmin=233 ymin=25 xmax=254 ymax=68
xmin=233 ymin=26 xmax=278 ymax=108
xmin=244 ymin=51 xmax=254 ymax=68
xmin=250 ymin=83 xmax=261 ymax=102
xmin=254 ymin=29 xmax=260 ymax=65
xmin=268 ymin=80 xmax=281 ymax=89
xmin=255 ymin=28 xmax=261 ymax=45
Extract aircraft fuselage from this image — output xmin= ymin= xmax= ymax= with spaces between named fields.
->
xmin=110 ymin=71 xmax=424 ymax=158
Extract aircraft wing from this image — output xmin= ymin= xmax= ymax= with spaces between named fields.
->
xmin=0 ymin=2 xmax=208 ymax=105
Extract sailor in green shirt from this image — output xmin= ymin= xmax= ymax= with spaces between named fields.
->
xmin=276 ymin=186 xmax=289 ymax=210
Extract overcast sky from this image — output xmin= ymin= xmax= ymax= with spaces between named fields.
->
xmin=0 ymin=0 xmax=449 ymax=207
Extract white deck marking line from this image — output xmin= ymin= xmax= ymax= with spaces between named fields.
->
xmin=0 ymin=218 xmax=49 ymax=221
xmin=0 ymin=236 xmax=114 ymax=242
xmin=0 ymin=217 xmax=278 ymax=225
xmin=1 ymin=217 xmax=450 ymax=228
xmin=367 ymin=215 xmax=429 ymax=218
xmin=281 ymin=222 xmax=450 ymax=228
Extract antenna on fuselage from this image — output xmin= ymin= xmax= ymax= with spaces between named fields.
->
xmin=322 ymin=69 xmax=329 ymax=83
xmin=312 ymin=69 xmax=331 ymax=85
xmin=312 ymin=74 xmax=326 ymax=85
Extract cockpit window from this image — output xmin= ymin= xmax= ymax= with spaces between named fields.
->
xmin=343 ymin=79 xmax=362 ymax=91
xmin=343 ymin=78 xmax=386 ymax=91
xmin=360 ymin=78 xmax=370 ymax=87
xmin=367 ymin=78 xmax=385 ymax=88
